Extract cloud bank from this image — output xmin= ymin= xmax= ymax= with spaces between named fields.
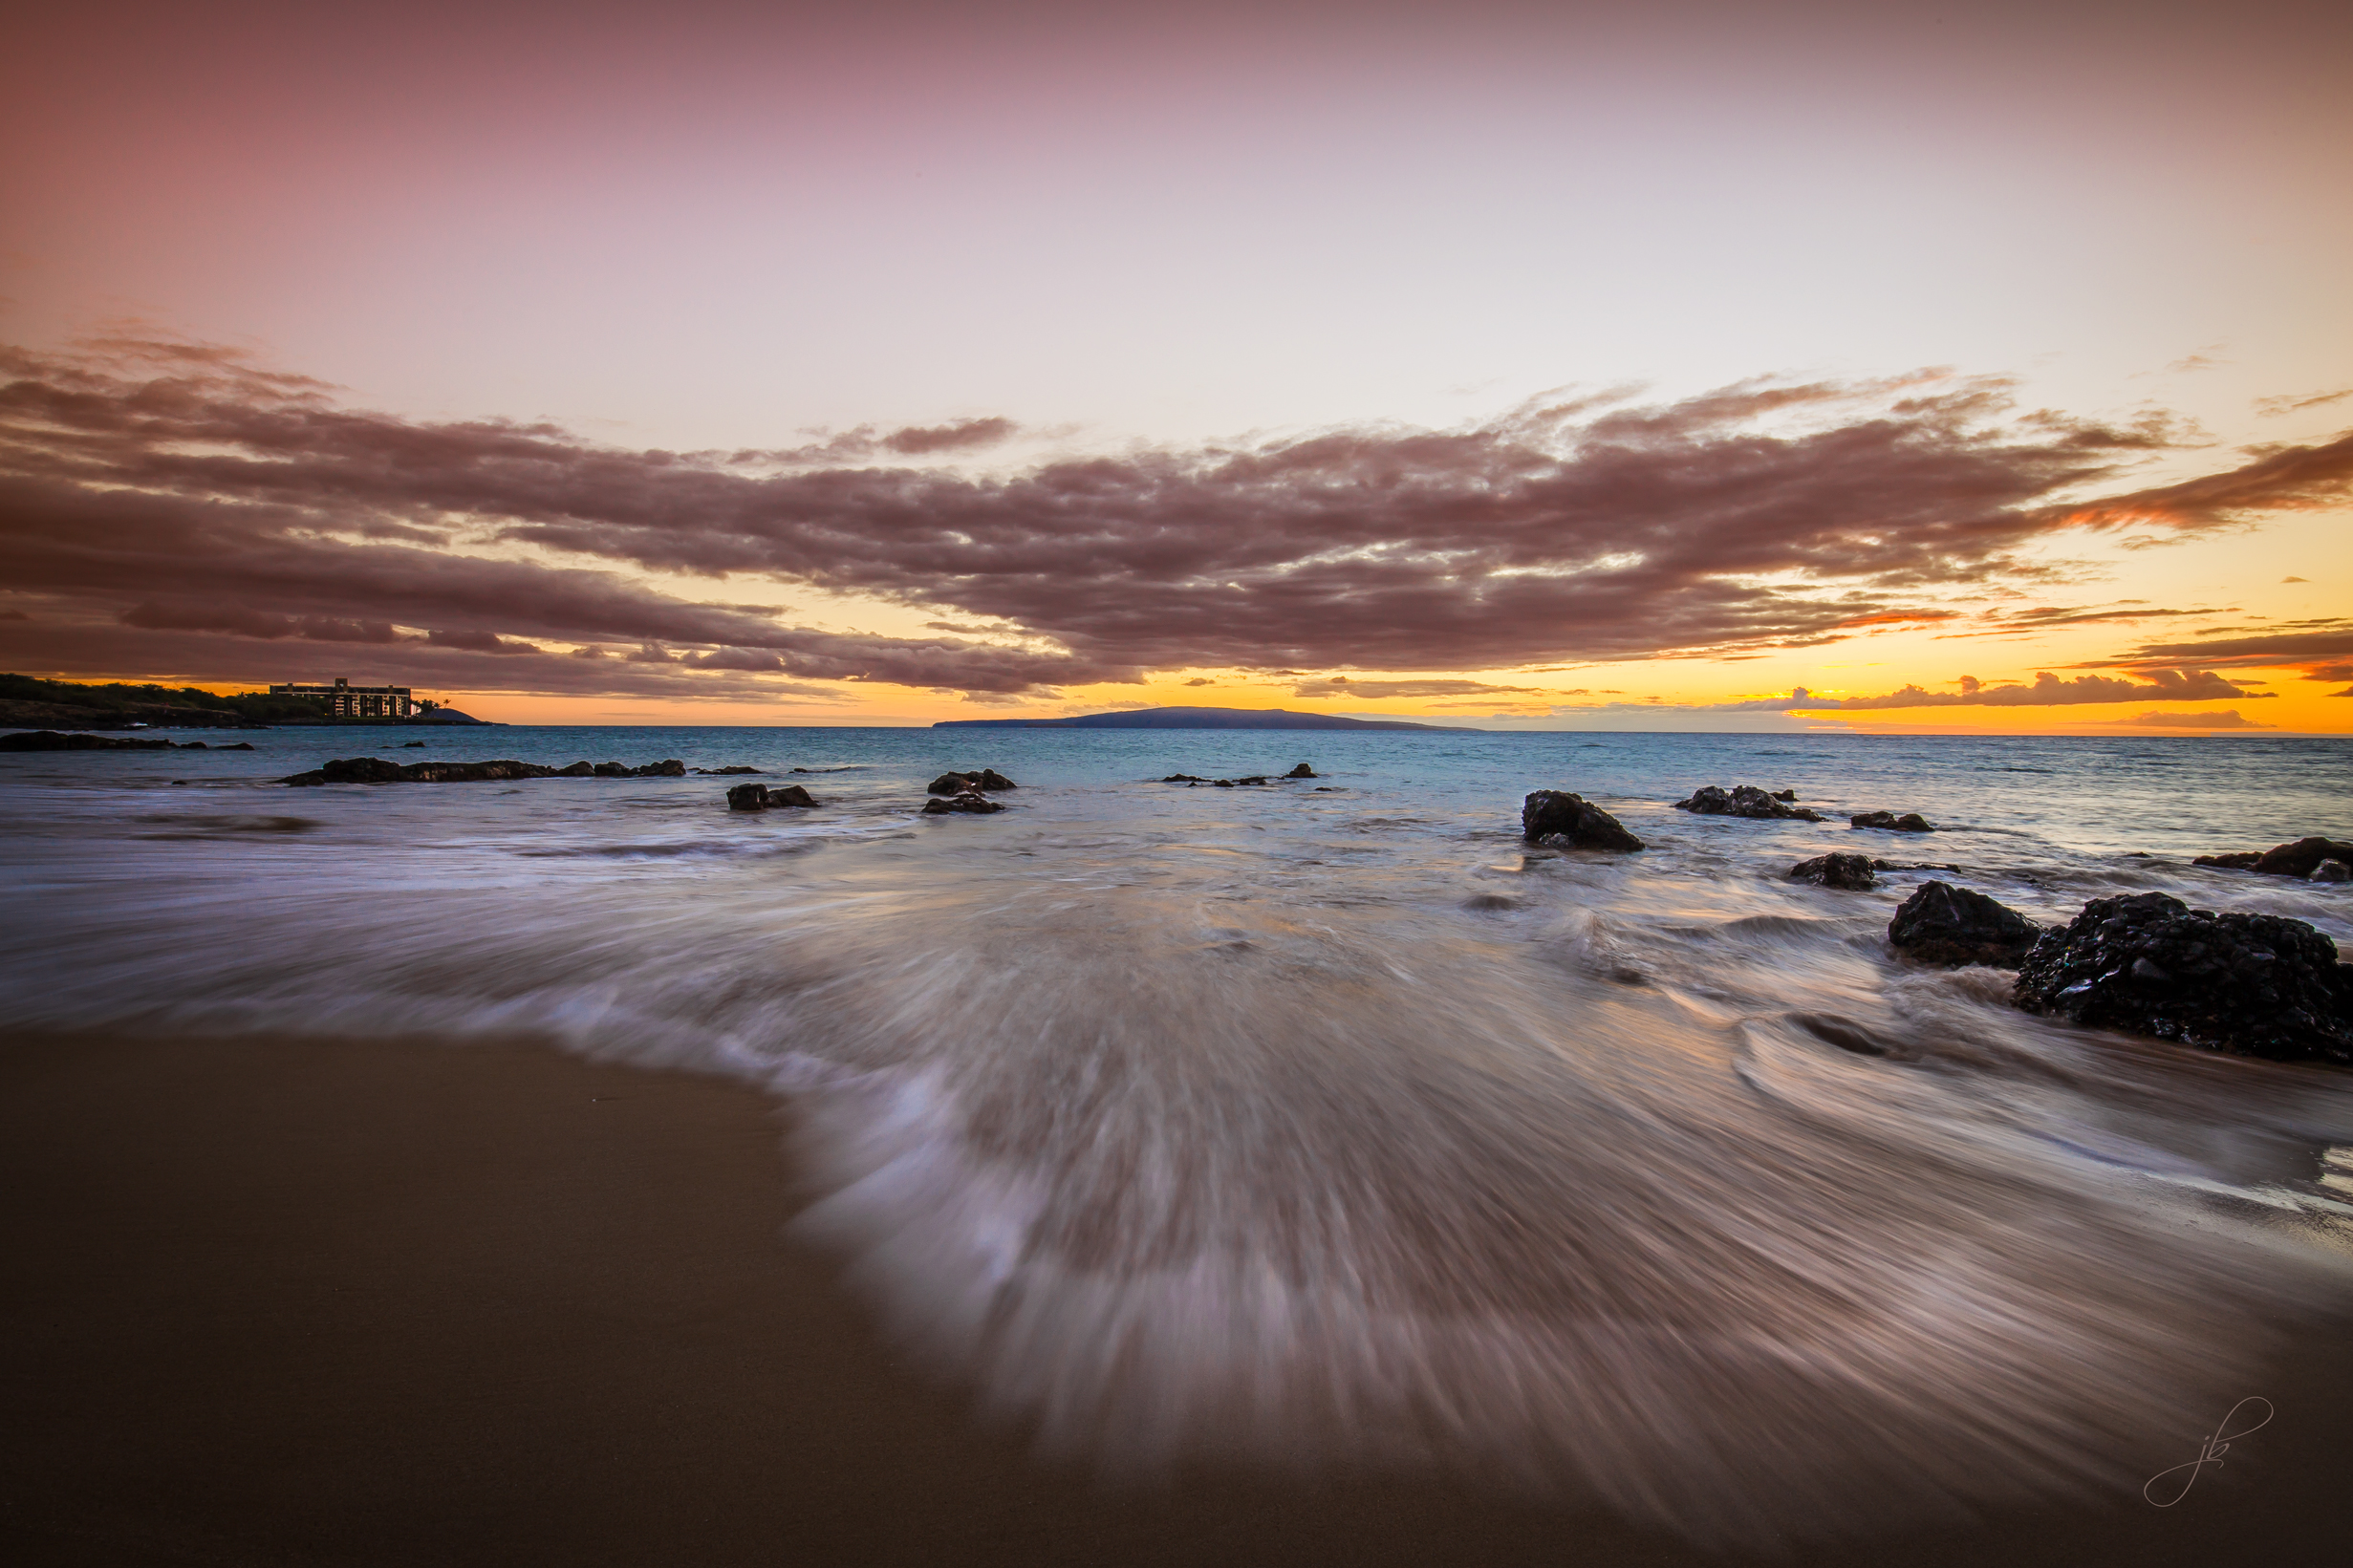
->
xmin=4 ymin=340 xmax=2349 ymax=699
xmin=1782 ymin=668 xmax=2269 ymax=711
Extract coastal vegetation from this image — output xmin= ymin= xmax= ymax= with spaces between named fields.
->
xmin=0 ymin=673 xmax=328 ymax=728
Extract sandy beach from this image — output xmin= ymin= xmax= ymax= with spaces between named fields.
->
xmin=3 ymin=1030 xmax=2347 ymax=1567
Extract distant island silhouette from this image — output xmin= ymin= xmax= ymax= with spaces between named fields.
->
xmin=932 ymin=706 xmax=1467 ymax=731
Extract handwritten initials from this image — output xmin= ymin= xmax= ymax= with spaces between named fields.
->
xmin=2143 ymin=1397 xmax=2273 ymax=1507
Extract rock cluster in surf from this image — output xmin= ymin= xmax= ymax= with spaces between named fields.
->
xmin=281 ymin=757 xmax=686 ymax=785
xmin=727 ymin=783 xmax=819 ymax=810
xmin=1850 ymin=810 xmax=1934 ymax=833
xmin=1160 ymin=763 xmax=1321 ymax=787
xmin=922 ymin=767 xmax=1017 ymax=815
xmin=2012 ymin=891 xmax=2353 ymax=1065
xmin=2194 ymin=836 xmax=2353 ymax=883
xmin=1672 ymin=784 xmax=1826 ymax=823
xmin=929 ymin=769 xmax=1018 ymax=795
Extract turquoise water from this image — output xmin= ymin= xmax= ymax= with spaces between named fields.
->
xmin=5 ymin=725 xmax=2351 ymax=1541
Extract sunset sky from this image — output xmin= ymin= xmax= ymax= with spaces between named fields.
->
xmin=3 ymin=0 xmax=2347 ymax=731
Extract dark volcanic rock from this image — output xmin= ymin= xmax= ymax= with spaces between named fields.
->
xmin=1789 ymin=852 xmax=1877 ymax=891
xmin=1672 ymin=784 xmax=1825 ymax=823
xmin=2191 ymin=837 xmax=2353 ymax=876
xmin=2315 ymin=860 xmax=2352 ymax=884
xmin=313 ymin=757 xmax=411 ymax=784
xmin=1851 ymin=810 xmax=1934 ymax=833
xmin=403 ymin=741 xmax=425 ymax=747
xmin=286 ymin=756 xmax=683 ymax=786
xmin=1888 ymin=880 xmax=2041 ymax=968
xmin=696 ymin=766 xmax=764 ymax=776
xmin=728 ymin=783 xmax=818 ymax=809
xmin=2013 ymin=891 xmax=2353 ymax=1064
xmin=399 ymin=761 xmax=554 ymax=783
xmin=1521 ymin=791 xmax=1645 ymax=851
xmin=2 ymin=730 xmax=176 ymax=751
xmin=1162 ymin=773 xmax=1208 ymax=783
xmin=928 ymin=768 xmax=1017 ymax=794
xmin=1771 ymin=789 xmax=1797 ymax=802
xmin=2256 ymin=837 xmax=2353 ymax=878
xmin=1284 ymin=763 xmax=1318 ymax=779
xmin=922 ymin=789 xmax=1004 ymax=815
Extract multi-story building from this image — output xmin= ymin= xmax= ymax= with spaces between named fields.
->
xmin=268 ymin=677 xmax=417 ymax=720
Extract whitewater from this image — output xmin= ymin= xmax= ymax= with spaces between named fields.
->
xmin=5 ymin=725 xmax=2351 ymax=1543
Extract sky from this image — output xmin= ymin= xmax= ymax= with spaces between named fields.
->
xmin=2 ymin=0 xmax=2347 ymax=731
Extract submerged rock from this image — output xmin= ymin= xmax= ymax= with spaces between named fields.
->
xmin=922 ymin=789 xmax=1004 ymax=815
xmin=728 ymin=783 xmax=818 ymax=810
xmin=2191 ymin=851 xmax=2263 ymax=870
xmin=2013 ymin=891 xmax=2352 ymax=1064
xmin=2315 ymin=860 xmax=2353 ymax=884
xmin=696 ymin=765 xmax=764 ymax=775
xmin=1284 ymin=763 xmax=1318 ymax=779
xmin=1672 ymin=784 xmax=1825 ymax=823
xmin=1887 ymin=880 xmax=2040 ymax=968
xmin=1161 ymin=773 xmax=1208 ymax=784
xmin=1851 ymin=810 xmax=1934 ymax=833
xmin=2 ymin=730 xmax=176 ymax=751
xmin=928 ymin=768 xmax=1018 ymax=794
xmin=1521 ymin=791 xmax=1645 ymax=851
xmin=1789 ymin=852 xmax=1876 ymax=891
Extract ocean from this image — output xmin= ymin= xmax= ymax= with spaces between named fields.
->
xmin=6 ymin=725 xmax=2351 ymax=1542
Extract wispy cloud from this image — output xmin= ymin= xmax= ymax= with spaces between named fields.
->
xmin=2256 ymin=389 xmax=2352 ymax=419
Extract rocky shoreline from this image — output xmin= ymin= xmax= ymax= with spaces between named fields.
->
xmin=1519 ymin=784 xmax=2349 ymax=1067
xmin=4 ymin=730 xmax=257 ymax=752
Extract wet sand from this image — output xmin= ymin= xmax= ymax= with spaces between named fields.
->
xmin=3 ymin=1031 xmax=2346 ymax=1567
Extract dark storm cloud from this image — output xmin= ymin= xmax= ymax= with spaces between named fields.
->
xmin=5 ymin=341 xmax=2348 ymax=691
